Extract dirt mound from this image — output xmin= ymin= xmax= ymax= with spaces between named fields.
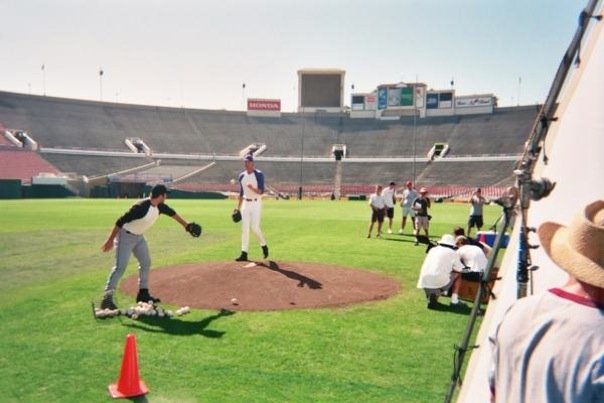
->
xmin=121 ymin=260 xmax=400 ymax=311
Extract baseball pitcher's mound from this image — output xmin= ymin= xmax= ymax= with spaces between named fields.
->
xmin=120 ymin=261 xmax=400 ymax=311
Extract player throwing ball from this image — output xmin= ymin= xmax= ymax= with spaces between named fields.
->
xmin=99 ymin=184 xmax=200 ymax=309
xmin=234 ymin=154 xmax=269 ymax=262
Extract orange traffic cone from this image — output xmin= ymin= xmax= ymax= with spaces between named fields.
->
xmin=108 ymin=333 xmax=149 ymax=399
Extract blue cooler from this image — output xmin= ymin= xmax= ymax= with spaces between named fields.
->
xmin=477 ymin=231 xmax=510 ymax=248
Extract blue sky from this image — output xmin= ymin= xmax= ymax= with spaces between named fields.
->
xmin=0 ymin=0 xmax=593 ymax=112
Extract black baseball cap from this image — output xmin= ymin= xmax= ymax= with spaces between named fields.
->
xmin=243 ymin=154 xmax=254 ymax=162
xmin=151 ymin=184 xmax=170 ymax=197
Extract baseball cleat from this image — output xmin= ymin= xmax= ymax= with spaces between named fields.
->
xmin=101 ymin=294 xmax=118 ymax=310
xmin=262 ymin=245 xmax=269 ymax=259
xmin=235 ymin=251 xmax=248 ymax=262
xmin=136 ymin=288 xmax=161 ymax=303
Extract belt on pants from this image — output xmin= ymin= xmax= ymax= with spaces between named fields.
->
xmin=245 ymin=198 xmax=258 ymax=202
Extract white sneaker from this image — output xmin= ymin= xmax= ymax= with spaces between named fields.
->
xmin=387 ymin=229 xmax=392 ymax=234
xmin=398 ymin=229 xmax=404 ymax=234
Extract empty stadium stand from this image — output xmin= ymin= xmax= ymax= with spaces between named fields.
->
xmin=0 ymin=91 xmax=537 ymax=197
xmin=0 ymin=148 xmax=61 ymax=184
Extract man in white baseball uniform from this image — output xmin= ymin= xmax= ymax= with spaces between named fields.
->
xmin=235 ymin=154 xmax=269 ymax=262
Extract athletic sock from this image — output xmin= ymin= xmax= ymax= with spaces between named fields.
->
xmin=451 ymin=294 xmax=459 ymax=304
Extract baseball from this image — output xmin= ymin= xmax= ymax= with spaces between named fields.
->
xmin=231 ymin=298 xmax=239 ymax=305
xmin=230 ymin=178 xmax=236 ymax=184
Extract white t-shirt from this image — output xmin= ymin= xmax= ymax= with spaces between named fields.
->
xmin=457 ymin=244 xmax=488 ymax=272
xmin=416 ymin=245 xmax=464 ymax=289
xmin=402 ymin=188 xmax=418 ymax=208
xmin=489 ymin=288 xmax=604 ymax=403
xmin=369 ymin=193 xmax=385 ymax=209
xmin=382 ymin=186 xmax=396 ymax=208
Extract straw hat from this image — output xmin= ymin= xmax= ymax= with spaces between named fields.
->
xmin=537 ymin=200 xmax=604 ymax=288
xmin=438 ymin=234 xmax=456 ymax=247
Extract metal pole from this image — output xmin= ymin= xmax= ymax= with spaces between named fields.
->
xmin=412 ymin=86 xmax=417 ymax=184
xmin=41 ymin=64 xmax=46 ymax=96
xmin=514 ymin=0 xmax=600 ymax=299
xmin=444 ymin=2 xmax=602 ymax=400
xmin=99 ymin=68 xmax=104 ymax=101
xmin=444 ymin=209 xmax=512 ymax=403
xmin=299 ymin=108 xmax=305 ymax=200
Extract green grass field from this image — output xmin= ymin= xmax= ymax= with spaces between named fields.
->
xmin=0 ymin=198 xmax=503 ymax=402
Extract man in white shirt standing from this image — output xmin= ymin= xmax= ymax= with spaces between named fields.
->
xmin=382 ymin=181 xmax=397 ymax=234
xmin=367 ymin=184 xmax=386 ymax=238
xmin=235 ymin=154 xmax=269 ymax=262
xmin=399 ymin=180 xmax=418 ymax=234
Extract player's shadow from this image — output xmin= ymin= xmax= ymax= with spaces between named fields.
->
xmin=429 ymin=302 xmax=473 ymax=315
xmin=123 ymin=309 xmax=235 ymax=337
xmin=258 ymin=261 xmax=323 ymax=289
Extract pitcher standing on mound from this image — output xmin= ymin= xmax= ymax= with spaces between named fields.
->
xmin=234 ymin=154 xmax=269 ymax=262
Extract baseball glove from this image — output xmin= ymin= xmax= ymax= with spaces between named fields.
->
xmin=232 ymin=209 xmax=242 ymax=223
xmin=186 ymin=222 xmax=202 ymax=237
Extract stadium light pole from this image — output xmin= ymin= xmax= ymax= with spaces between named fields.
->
xmin=517 ymin=76 xmax=522 ymax=106
xmin=99 ymin=68 xmax=104 ymax=101
xmin=41 ymin=64 xmax=46 ymax=96
xmin=298 ymin=107 xmax=305 ymax=200
xmin=412 ymin=78 xmax=418 ymax=185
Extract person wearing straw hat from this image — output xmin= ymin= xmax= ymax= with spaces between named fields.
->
xmin=416 ymin=234 xmax=465 ymax=309
xmin=488 ymin=200 xmax=604 ymax=403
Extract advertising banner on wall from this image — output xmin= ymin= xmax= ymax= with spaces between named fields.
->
xmin=247 ymin=98 xmax=281 ymax=111
xmin=426 ymin=93 xmax=439 ymax=109
xmin=455 ymin=95 xmax=493 ymax=108
xmin=400 ymin=87 xmax=414 ymax=106
xmin=387 ymin=88 xmax=401 ymax=106
xmin=365 ymin=94 xmax=377 ymax=110
xmin=351 ymin=95 xmax=365 ymax=111
xmin=439 ymin=91 xmax=453 ymax=108
xmin=415 ymin=87 xmax=425 ymax=108
xmin=378 ymin=88 xmax=388 ymax=110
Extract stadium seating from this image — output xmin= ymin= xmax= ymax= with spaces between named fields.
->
xmin=0 ymin=149 xmax=60 ymax=184
xmin=0 ymin=91 xmax=537 ymax=196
